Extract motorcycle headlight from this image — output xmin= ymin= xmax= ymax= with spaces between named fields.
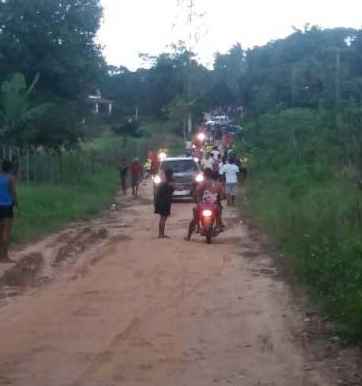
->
xmin=153 ymin=175 xmax=162 ymax=185
xmin=193 ymin=157 xmax=200 ymax=163
xmin=195 ymin=173 xmax=204 ymax=183
xmin=202 ymin=209 xmax=213 ymax=217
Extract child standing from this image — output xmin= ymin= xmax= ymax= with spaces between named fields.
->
xmin=154 ymin=169 xmax=174 ymax=239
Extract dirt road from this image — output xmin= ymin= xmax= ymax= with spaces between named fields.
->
xmin=0 ymin=183 xmax=336 ymax=386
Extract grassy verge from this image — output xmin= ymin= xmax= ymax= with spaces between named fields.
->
xmin=13 ymin=168 xmax=119 ymax=243
xmin=245 ymin=171 xmax=362 ymax=340
xmin=237 ymin=108 xmax=362 ymax=341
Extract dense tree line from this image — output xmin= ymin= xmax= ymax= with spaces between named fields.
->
xmin=103 ymin=26 xmax=362 ymax=118
xmin=2 ymin=1 xmax=362 ymax=152
xmin=0 ymin=0 xmax=105 ymax=148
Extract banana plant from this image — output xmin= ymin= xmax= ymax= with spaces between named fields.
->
xmin=0 ymin=73 xmax=52 ymax=145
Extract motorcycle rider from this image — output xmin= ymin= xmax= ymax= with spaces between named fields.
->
xmin=185 ymin=168 xmax=224 ymax=241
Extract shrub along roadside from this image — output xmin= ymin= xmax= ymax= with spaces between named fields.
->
xmin=244 ymin=171 xmax=362 ymax=341
xmin=12 ymin=168 xmax=119 ymax=244
xmin=238 ymin=107 xmax=362 ymax=341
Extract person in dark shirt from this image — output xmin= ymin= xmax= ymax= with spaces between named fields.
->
xmin=154 ymin=169 xmax=174 ymax=239
xmin=119 ymin=158 xmax=128 ymax=195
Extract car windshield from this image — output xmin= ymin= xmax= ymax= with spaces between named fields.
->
xmin=161 ymin=160 xmax=198 ymax=173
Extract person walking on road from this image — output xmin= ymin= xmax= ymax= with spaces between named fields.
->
xmin=220 ymin=157 xmax=240 ymax=206
xmin=201 ymin=153 xmax=213 ymax=171
xmin=210 ymin=146 xmax=220 ymax=161
xmin=130 ymin=158 xmax=143 ymax=198
xmin=119 ymin=158 xmax=129 ymax=195
xmin=154 ymin=169 xmax=174 ymax=239
xmin=0 ymin=160 xmax=17 ymax=263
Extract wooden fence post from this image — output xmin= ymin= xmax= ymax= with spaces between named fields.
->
xmin=26 ymin=147 xmax=30 ymax=184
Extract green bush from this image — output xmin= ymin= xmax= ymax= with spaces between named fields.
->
xmin=241 ymin=108 xmax=362 ymax=340
xmin=247 ymin=172 xmax=362 ymax=339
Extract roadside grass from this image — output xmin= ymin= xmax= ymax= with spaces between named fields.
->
xmin=245 ymin=171 xmax=362 ymax=340
xmin=13 ymin=168 xmax=119 ymax=244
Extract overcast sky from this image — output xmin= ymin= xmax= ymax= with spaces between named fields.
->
xmin=98 ymin=0 xmax=362 ymax=70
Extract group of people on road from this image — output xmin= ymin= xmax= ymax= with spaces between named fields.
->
xmin=119 ymin=150 xmax=163 ymax=198
xmin=152 ymin=140 xmax=244 ymax=240
xmin=119 ymin=158 xmax=143 ymax=198
xmin=200 ymin=146 xmax=241 ymax=206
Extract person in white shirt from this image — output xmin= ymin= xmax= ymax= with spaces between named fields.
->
xmin=219 ymin=158 xmax=240 ymax=206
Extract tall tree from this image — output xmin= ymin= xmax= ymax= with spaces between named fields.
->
xmin=0 ymin=0 xmax=105 ymax=99
xmin=213 ymin=43 xmax=246 ymax=103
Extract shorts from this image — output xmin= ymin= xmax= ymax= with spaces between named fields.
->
xmin=0 ymin=205 xmax=14 ymax=220
xmin=131 ymin=175 xmax=140 ymax=187
xmin=155 ymin=202 xmax=172 ymax=217
xmin=225 ymin=183 xmax=238 ymax=195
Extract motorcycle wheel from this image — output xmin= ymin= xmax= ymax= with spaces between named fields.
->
xmin=206 ymin=225 xmax=213 ymax=244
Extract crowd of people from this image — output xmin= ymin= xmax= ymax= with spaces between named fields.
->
xmin=152 ymin=134 xmax=247 ymax=240
xmin=199 ymin=146 xmax=242 ymax=206
xmin=0 ymin=123 xmax=245 ymax=260
xmin=184 ymin=144 xmax=243 ymax=240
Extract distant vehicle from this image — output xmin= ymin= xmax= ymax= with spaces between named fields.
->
xmin=153 ymin=157 xmax=204 ymax=200
xmin=224 ymin=125 xmax=242 ymax=135
xmin=206 ymin=120 xmax=217 ymax=127
xmin=213 ymin=115 xmax=231 ymax=125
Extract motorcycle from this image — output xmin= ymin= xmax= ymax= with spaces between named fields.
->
xmin=198 ymin=203 xmax=222 ymax=244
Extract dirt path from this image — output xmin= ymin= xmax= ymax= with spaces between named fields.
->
xmin=0 ymin=182 xmax=338 ymax=386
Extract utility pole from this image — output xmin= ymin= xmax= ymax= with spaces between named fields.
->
xmin=186 ymin=0 xmax=194 ymax=136
xmin=291 ymin=65 xmax=297 ymax=106
xmin=335 ymin=47 xmax=342 ymax=134
xmin=175 ymin=0 xmax=205 ymax=138
xmin=335 ymin=47 xmax=341 ymax=109
xmin=334 ymin=46 xmax=346 ymax=164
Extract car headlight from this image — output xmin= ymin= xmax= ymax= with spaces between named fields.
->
xmin=153 ymin=175 xmax=162 ymax=185
xmin=195 ymin=173 xmax=204 ymax=183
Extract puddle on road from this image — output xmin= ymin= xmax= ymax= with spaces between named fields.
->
xmin=0 ymin=253 xmax=45 ymax=305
